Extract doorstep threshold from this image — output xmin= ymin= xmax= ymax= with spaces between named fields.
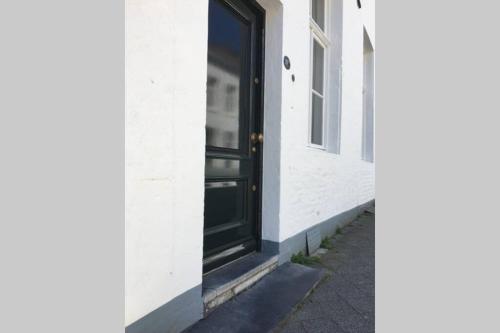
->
xmin=186 ymin=263 xmax=326 ymax=333
xmin=202 ymin=252 xmax=279 ymax=314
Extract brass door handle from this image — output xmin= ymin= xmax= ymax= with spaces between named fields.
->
xmin=250 ymin=133 xmax=264 ymax=144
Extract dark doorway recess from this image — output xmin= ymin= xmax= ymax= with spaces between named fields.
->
xmin=204 ymin=0 xmax=265 ymax=273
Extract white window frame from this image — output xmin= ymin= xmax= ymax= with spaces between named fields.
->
xmin=308 ymin=0 xmax=330 ymax=150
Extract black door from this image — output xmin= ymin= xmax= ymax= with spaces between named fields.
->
xmin=204 ymin=0 xmax=264 ymax=273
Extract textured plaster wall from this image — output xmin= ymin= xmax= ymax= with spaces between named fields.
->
xmin=125 ymin=0 xmax=208 ymax=326
xmin=278 ymin=0 xmax=375 ymax=241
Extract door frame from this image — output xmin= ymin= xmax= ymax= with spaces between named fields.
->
xmin=248 ymin=0 xmax=266 ymax=254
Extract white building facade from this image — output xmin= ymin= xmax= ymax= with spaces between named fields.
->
xmin=126 ymin=0 xmax=375 ymax=332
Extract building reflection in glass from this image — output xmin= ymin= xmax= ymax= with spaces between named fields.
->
xmin=206 ymin=0 xmax=246 ymax=153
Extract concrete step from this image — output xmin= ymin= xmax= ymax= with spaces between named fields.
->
xmin=202 ymin=253 xmax=279 ymax=314
xmin=186 ymin=263 xmax=326 ymax=333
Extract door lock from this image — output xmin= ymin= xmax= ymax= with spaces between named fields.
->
xmin=250 ymin=133 xmax=258 ymax=143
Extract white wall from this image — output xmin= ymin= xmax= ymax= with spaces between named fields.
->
xmin=361 ymin=0 xmax=375 ymax=48
xmin=258 ymin=0 xmax=284 ymax=244
xmin=125 ymin=0 xmax=375 ymax=326
xmin=277 ymin=0 xmax=375 ymax=241
xmin=125 ymin=0 xmax=208 ymax=326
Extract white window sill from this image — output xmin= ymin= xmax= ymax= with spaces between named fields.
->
xmin=306 ymin=144 xmax=327 ymax=151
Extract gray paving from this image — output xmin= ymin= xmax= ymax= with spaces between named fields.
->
xmin=185 ymin=263 xmax=325 ymax=333
xmin=275 ymin=211 xmax=375 ymax=333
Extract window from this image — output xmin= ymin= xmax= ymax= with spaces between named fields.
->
xmin=207 ymin=76 xmax=217 ymax=107
xmin=309 ymin=0 xmax=329 ymax=148
xmin=311 ymin=39 xmax=325 ymax=145
xmin=225 ymin=84 xmax=237 ymax=112
xmin=311 ymin=0 xmax=325 ymax=30
xmin=206 ymin=126 xmax=217 ymax=147
xmin=362 ymin=30 xmax=374 ymax=162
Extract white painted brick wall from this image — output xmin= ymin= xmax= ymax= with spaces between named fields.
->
xmin=126 ymin=0 xmax=374 ymax=326
xmin=278 ymin=0 xmax=375 ymax=241
xmin=125 ymin=0 xmax=208 ymax=326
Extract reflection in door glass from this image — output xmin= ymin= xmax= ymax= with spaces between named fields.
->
xmin=206 ymin=0 xmax=246 ymax=150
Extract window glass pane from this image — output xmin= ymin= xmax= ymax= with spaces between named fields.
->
xmin=311 ymin=93 xmax=323 ymax=145
xmin=206 ymin=0 xmax=246 ymax=149
xmin=312 ymin=39 xmax=324 ymax=94
xmin=312 ymin=0 xmax=325 ymax=30
xmin=204 ymin=181 xmax=244 ymax=230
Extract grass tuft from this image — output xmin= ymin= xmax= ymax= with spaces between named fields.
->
xmin=290 ymin=251 xmax=321 ymax=266
xmin=320 ymin=237 xmax=333 ymax=250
